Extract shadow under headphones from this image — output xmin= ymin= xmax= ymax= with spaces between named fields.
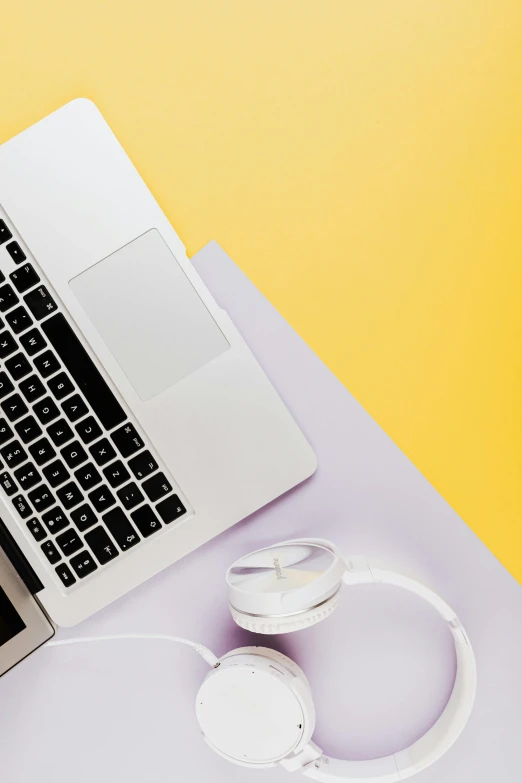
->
xmin=195 ymin=538 xmax=477 ymax=782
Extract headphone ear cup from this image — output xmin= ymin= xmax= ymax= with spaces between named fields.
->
xmin=196 ymin=647 xmax=316 ymax=768
xmin=227 ymin=539 xmax=346 ymax=634
xmin=230 ymin=590 xmax=341 ymax=634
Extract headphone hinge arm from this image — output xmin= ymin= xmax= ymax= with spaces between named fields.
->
xmin=341 ymin=555 xmax=374 ymax=585
xmin=280 ymin=741 xmax=323 ymax=772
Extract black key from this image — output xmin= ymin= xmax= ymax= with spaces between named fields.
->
xmin=103 ymin=459 xmax=130 ymax=489
xmin=0 ymin=418 xmax=13 ymax=445
xmin=70 ymin=551 xmax=97 ymax=579
xmin=89 ymin=438 xmax=117 ymax=467
xmin=0 ymin=275 xmax=3 ymax=285
xmin=71 ymin=503 xmax=97 ymax=532
xmin=14 ymin=463 xmax=41 ymax=491
xmin=9 ymin=263 xmax=40 ymax=294
xmin=142 ymin=472 xmax=173 ymax=503
xmin=26 ymin=518 xmax=47 ymax=542
xmin=23 ymin=286 xmax=58 ymax=320
xmin=6 ymin=242 xmax=25 ymax=264
xmin=0 ymin=372 xmax=15 ymax=399
xmin=156 ymin=494 xmax=187 ymax=524
xmin=29 ymin=437 xmax=56 ymax=465
xmin=5 ymin=353 xmax=31 ymax=381
xmin=0 ymin=440 xmax=27 ymax=468
xmin=84 ymin=526 xmax=119 ymax=565
xmin=42 ymin=313 xmax=126 ymax=431
xmin=15 ymin=417 xmax=42 ymax=446
xmin=20 ymin=328 xmax=46 ymax=357
xmin=61 ymin=440 xmax=87 ymax=469
xmin=74 ymin=463 xmax=101 ymax=491
xmin=6 ymin=306 xmax=32 ymax=335
xmin=55 ymin=563 xmax=76 ymax=588
xmin=88 ymin=484 xmax=115 ymax=513
xmin=103 ymin=507 xmax=140 ymax=551
xmin=28 ymin=484 xmax=54 ymax=512
xmin=56 ymin=528 xmax=83 ymax=557
xmin=33 ymin=396 xmax=59 ymax=425
xmin=19 ymin=374 xmax=46 ymax=403
xmin=2 ymin=397 xmax=26 ymax=429
xmin=48 ymin=372 xmax=74 ymax=401
xmin=0 ymin=332 xmax=17 ymax=359
xmin=117 ymin=482 xmax=144 ymax=510
xmin=0 ymin=472 xmax=17 ymax=496
xmin=47 ymin=418 xmax=74 ymax=447
xmin=0 ymin=220 xmax=13 ymax=245
xmin=62 ymin=394 xmax=88 ymax=422
xmin=56 ymin=481 xmax=83 ymax=510
xmin=1 ymin=393 xmax=28 ymax=422
xmin=41 ymin=540 xmax=61 ymax=565
xmin=75 ymin=415 xmax=102 ymax=445
xmin=0 ymin=284 xmax=18 ymax=313
xmin=111 ymin=423 xmax=144 ymax=459
xmin=42 ymin=459 xmax=70 ymax=488
xmin=12 ymin=495 xmax=32 ymax=519
xmin=131 ymin=505 xmax=162 ymax=538
xmin=42 ymin=506 xmax=69 ymax=534
xmin=128 ymin=450 xmax=158 ymax=481
xmin=15 ymin=415 xmax=42 ymax=444
xmin=34 ymin=350 xmax=60 ymax=379
xmin=5 ymin=242 xmax=27 ymax=264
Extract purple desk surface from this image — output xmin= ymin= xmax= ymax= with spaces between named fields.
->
xmin=1 ymin=242 xmax=521 ymax=783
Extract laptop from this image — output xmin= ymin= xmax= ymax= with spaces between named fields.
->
xmin=0 ymin=99 xmax=316 ymax=675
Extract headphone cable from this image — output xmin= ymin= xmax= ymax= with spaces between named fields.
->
xmin=47 ymin=633 xmax=219 ymax=667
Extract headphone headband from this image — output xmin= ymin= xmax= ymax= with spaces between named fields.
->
xmin=298 ymin=553 xmax=477 ymax=781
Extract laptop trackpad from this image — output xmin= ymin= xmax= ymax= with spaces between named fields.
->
xmin=70 ymin=230 xmax=230 ymax=401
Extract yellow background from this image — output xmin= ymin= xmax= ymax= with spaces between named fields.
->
xmin=1 ymin=2 xmax=521 ymax=580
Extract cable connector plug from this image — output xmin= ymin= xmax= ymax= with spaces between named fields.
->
xmin=193 ymin=643 xmax=220 ymax=667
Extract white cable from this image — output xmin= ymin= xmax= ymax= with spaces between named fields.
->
xmin=46 ymin=633 xmax=219 ymax=667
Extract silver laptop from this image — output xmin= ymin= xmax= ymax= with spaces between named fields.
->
xmin=0 ymin=99 xmax=316 ymax=673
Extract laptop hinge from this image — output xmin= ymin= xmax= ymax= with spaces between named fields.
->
xmin=0 ymin=516 xmax=43 ymax=595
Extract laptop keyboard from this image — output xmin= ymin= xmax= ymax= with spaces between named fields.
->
xmin=0 ymin=217 xmax=189 ymax=590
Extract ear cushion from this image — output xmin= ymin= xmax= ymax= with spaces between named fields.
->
xmin=230 ymin=591 xmax=340 ymax=635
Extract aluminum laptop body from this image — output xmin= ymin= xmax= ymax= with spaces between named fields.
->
xmin=0 ymin=99 xmax=316 ymax=646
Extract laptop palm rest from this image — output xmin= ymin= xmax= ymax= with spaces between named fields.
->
xmin=70 ymin=229 xmax=230 ymax=401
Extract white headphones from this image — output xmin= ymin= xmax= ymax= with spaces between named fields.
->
xmin=195 ymin=538 xmax=477 ymax=781
xmin=47 ymin=537 xmax=476 ymax=780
